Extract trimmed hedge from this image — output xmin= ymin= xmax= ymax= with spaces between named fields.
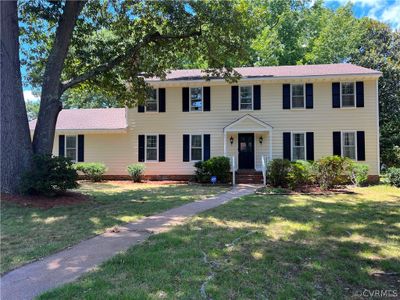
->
xmin=127 ymin=163 xmax=146 ymax=182
xmin=75 ymin=162 xmax=107 ymax=182
xmin=195 ymin=156 xmax=230 ymax=183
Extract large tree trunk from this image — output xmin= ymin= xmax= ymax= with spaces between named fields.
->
xmin=32 ymin=1 xmax=85 ymax=155
xmin=1 ymin=1 xmax=33 ymax=194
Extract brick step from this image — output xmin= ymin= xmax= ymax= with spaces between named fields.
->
xmin=235 ymin=173 xmax=264 ymax=184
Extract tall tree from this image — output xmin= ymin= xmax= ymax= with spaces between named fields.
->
xmin=350 ymin=20 xmax=400 ymax=167
xmin=1 ymin=1 xmax=33 ymax=194
xmin=1 ymin=0 xmax=253 ymax=193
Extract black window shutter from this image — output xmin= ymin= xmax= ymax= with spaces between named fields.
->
xmin=183 ymin=134 xmax=190 ymax=162
xmin=333 ymin=131 xmax=341 ymax=156
xmin=159 ymin=88 xmax=166 ymax=112
xmin=78 ymin=135 xmax=84 ymax=162
xmin=306 ymin=83 xmax=313 ymax=109
xmin=332 ymin=82 xmax=340 ymax=108
xmin=356 ymin=81 xmax=364 ymax=108
xmin=306 ymin=132 xmax=314 ymax=161
xmin=357 ymin=131 xmax=365 ymax=161
xmin=203 ymin=134 xmax=210 ymax=161
xmin=138 ymin=104 xmax=145 ymax=113
xmin=283 ymin=132 xmax=291 ymax=160
xmin=182 ymin=87 xmax=189 ymax=112
xmin=138 ymin=135 xmax=145 ymax=162
xmin=253 ymin=85 xmax=261 ymax=110
xmin=159 ymin=134 xmax=166 ymax=162
xmin=231 ymin=86 xmax=239 ymax=111
xmin=58 ymin=135 xmax=65 ymax=157
xmin=203 ymin=87 xmax=211 ymax=111
xmin=283 ymin=84 xmax=290 ymax=109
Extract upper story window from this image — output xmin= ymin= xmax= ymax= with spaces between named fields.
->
xmin=146 ymin=135 xmax=158 ymax=161
xmin=190 ymin=87 xmax=203 ymax=111
xmin=65 ymin=135 xmax=77 ymax=162
xmin=341 ymin=82 xmax=355 ymax=107
xmin=191 ymin=135 xmax=202 ymax=161
xmin=240 ymin=86 xmax=253 ymax=110
xmin=291 ymin=84 xmax=305 ymax=109
xmin=292 ymin=132 xmax=305 ymax=160
xmin=342 ymin=131 xmax=356 ymax=159
xmin=146 ymin=89 xmax=158 ymax=112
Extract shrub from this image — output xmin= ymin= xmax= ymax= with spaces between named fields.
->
xmin=195 ymin=156 xmax=231 ymax=183
xmin=127 ymin=163 xmax=146 ymax=182
xmin=314 ymin=155 xmax=350 ymax=190
xmin=75 ymin=162 xmax=107 ymax=182
xmin=287 ymin=160 xmax=314 ymax=189
xmin=346 ymin=162 xmax=369 ymax=186
xmin=267 ymin=159 xmax=291 ymax=187
xmin=386 ymin=167 xmax=400 ymax=187
xmin=20 ymin=154 xmax=78 ymax=196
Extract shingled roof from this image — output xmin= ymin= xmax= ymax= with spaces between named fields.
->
xmin=29 ymin=108 xmax=127 ymax=131
xmin=147 ymin=63 xmax=381 ymax=82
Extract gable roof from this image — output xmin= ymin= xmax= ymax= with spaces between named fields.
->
xmin=29 ymin=108 xmax=127 ymax=131
xmin=148 ymin=63 xmax=381 ymax=82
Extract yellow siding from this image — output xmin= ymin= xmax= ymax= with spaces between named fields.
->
xmin=51 ymin=78 xmax=379 ymax=176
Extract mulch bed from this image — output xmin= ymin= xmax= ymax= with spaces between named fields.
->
xmin=1 ymin=191 xmax=91 ymax=209
xmin=256 ymin=185 xmax=356 ymax=195
xmin=89 ymin=180 xmax=188 ymax=185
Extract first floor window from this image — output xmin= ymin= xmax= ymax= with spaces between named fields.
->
xmin=190 ymin=87 xmax=203 ymax=111
xmin=240 ymin=86 xmax=253 ymax=110
xmin=341 ymin=82 xmax=355 ymax=107
xmin=66 ymin=135 xmax=77 ymax=162
xmin=191 ymin=135 xmax=202 ymax=161
xmin=291 ymin=84 xmax=305 ymax=108
xmin=146 ymin=89 xmax=158 ymax=112
xmin=342 ymin=131 xmax=356 ymax=159
xmin=292 ymin=133 xmax=305 ymax=160
xmin=146 ymin=135 xmax=158 ymax=161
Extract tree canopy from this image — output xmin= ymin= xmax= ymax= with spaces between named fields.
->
xmin=21 ymin=0 xmax=255 ymax=107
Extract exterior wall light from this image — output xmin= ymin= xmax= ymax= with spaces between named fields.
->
xmin=230 ymin=136 xmax=234 ymax=145
xmin=259 ymin=136 xmax=263 ymax=144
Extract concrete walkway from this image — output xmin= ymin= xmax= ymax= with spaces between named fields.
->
xmin=1 ymin=184 xmax=257 ymax=300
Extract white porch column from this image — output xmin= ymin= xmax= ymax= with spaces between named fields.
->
xmin=269 ymin=130 xmax=272 ymax=161
xmin=223 ymin=130 xmax=227 ymax=156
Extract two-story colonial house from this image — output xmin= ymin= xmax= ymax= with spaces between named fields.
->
xmin=29 ymin=63 xmax=382 ymax=182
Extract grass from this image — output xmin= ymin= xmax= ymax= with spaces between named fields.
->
xmin=0 ymin=181 xmax=228 ymax=274
xmin=39 ymin=185 xmax=400 ymax=299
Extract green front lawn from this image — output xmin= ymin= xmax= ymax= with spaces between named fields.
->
xmin=40 ymin=185 xmax=400 ymax=299
xmin=0 ymin=181 xmax=228 ymax=274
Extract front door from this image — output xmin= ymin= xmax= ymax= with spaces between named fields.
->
xmin=238 ymin=133 xmax=254 ymax=169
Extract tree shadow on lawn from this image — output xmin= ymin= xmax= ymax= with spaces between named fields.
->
xmin=39 ymin=191 xmax=400 ymax=300
xmin=1 ymin=184 xmax=225 ymax=274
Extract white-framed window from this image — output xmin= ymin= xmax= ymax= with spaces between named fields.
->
xmin=341 ymin=82 xmax=355 ymax=107
xmin=190 ymin=135 xmax=203 ymax=161
xmin=292 ymin=132 xmax=306 ymax=160
xmin=190 ymin=87 xmax=203 ymax=112
xmin=65 ymin=135 xmax=77 ymax=162
xmin=240 ymin=86 xmax=253 ymax=110
xmin=146 ymin=135 xmax=158 ymax=161
xmin=146 ymin=89 xmax=158 ymax=112
xmin=291 ymin=84 xmax=305 ymax=109
xmin=342 ymin=131 xmax=356 ymax=159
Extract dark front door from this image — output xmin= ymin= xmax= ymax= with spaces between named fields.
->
xmin=238 ymin=133 xmax=254 ymax=169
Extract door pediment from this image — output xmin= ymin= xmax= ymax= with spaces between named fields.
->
xmin=224 ymin=114 xmax=273 ymax=132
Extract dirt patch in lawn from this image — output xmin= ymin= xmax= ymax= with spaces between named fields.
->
xmin=1 ymin=191 xmax=91 ymax=209
xmin=256 ymin=185 xmax=355 ymax=195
